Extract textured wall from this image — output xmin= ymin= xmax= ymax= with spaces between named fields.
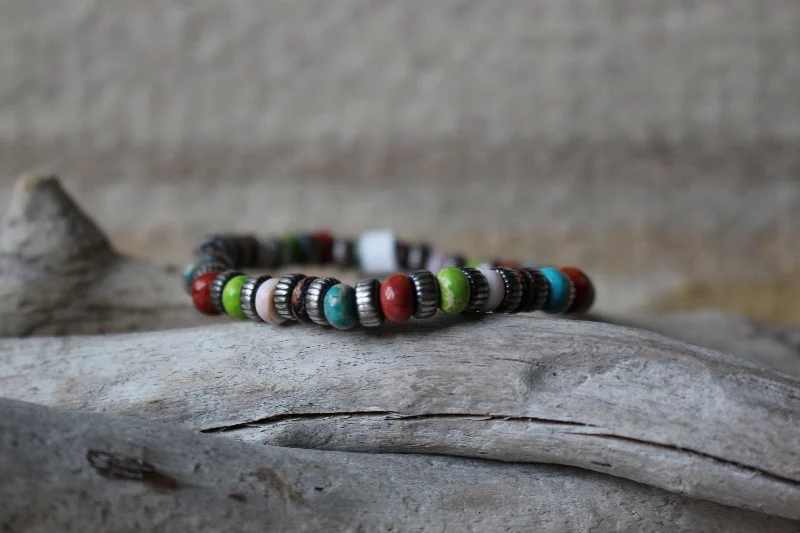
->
xmin=0 ymin=0 xmax=798 ymax=321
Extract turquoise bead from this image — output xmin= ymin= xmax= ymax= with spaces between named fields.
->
xmin=323 ymin=284 xmax=359 ymax=330
xmin=540 ymin=267 xmax=572 ymax=313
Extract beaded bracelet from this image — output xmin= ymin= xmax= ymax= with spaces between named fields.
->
xmin=183 ymin=230 xmax=595 ymax=330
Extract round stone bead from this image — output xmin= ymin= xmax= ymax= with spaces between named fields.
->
xmin=274 ymin=273 xmax=306 ymax=321
xmin=435 ymin=267 xmax=471 ymax=315
xmin=459 ymin=268 xmax=489 ymax=313
xmin=492 ymin=268 xmax=523 ymax=314
xmin=255 ymin=278 xmax=288 ymax=325
xmin=379 ymin=273 xmax=415 ymax=324
xmin=183 ymin=258 xmax=227 ymax=294
xmin=477 ymin=268 xmax=505 ymax=312
xmin=240 ymin=275 xmax=272 ymax=321
xmin=540 ymin=267 xmax=574 ymax=314
xmin=408 ymin=270 xmax=439 ymax=319
xmin=355 ymin=278 xmax=385 ymax=328
xmin=324 ymin=284 xmax=359 ymax=330
xmin=306 ymin=277 xmax=341 ymax=326
xmin=314 ymin=231 xmax=335 ymax=264
xmin=222 ymin=275 xmax=249 ymax=319
xmin=520 ymin=268 xmax=550 ymax=312
xmin=210 ymin=270 xmax=245 ymax=314
xmin=191 ymin=271 xmax=221 ymax=316
xmin=559 ymin=266 xmax=595 ymax=314
xmin=291 ymin=276 xmax=319 ymax=324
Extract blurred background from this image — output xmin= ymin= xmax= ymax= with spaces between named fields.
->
xmin=0 ymin=1 xmax=797 ymax=324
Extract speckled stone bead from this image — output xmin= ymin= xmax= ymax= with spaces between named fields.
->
xmin=210 ymin=270 xmax=245 ymax=314
xmin=324 ymin=284 xmax=359 ymax=330
xmin=559 ymin=266 xmax=595 ymax=314
xmin=408 ymin=270 xmax=439 ymax=319
xmin=380 ymin=273 xmax=415 ymax=323
xmin=436 ymin=267 xmax=471 ymax=315
xmin=191 ymin=271 xmax=221 ymax=316
xmin=407 ymin=244 xmax=430 ymax=271
xmin=477 ymin=268 xmax=505 ymax=312
xmin=240 ymin=275 xmax=272 ymax=321
xmin=291 ymin=276 xmax=319 ymax=323
xmin=222 ymin=275 xmax=249 ymax=319
xmin=539 ymin=267 xmax=574 ymax=314
xmin=492 ymin=268 xmax=523 ymax=313
xmin=255 ymin=278 xmax=288 ymax=325
xmin=332 ymin=240 xmax=357 ymax=268
xmin=306 ymin=277 xmax=341 ymax=326
xmin=520 ymin=268 xmax=550 ymax=312
xmin=274 ymin=273 xmax=306 ymax=321
xmin=459 ymin=268 xmax=489 ymax=313
xmin=355 ymin=278 xmax=385 ymax=328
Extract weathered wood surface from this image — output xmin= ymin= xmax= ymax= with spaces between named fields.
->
xmin=1 ymin=176 xmax=799 ymax=525
xmin=5 ymin=398 xmax=798 ymax=533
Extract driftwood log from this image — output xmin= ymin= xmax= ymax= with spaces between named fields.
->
xmin=1 ymin=176 xmax=799 ymax=529
xmin=6 ymin=398 xmax=800 ymax=533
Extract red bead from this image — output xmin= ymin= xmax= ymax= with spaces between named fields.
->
xmin=379 ymin=273 xmax=414 ymax=324
xmin=559 ymin=266 xmax=594 ymax=314
xmin=314 ymin=230 xmax=335 ymax=264
xmin=192 ymin=271 xmax=222 ymax=316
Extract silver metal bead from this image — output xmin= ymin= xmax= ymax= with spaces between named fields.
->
xmin=332 ymin=240 xmax=356 ymax=268
xmin=210 ymin=270 xmax=245 ymax=314
xmin=355 ymin=278 xmax=384 ymax=327
xmin=239 ymin=275 xmax=272 ymax=321
xmin=408 ymin=270 xmax=439 ymax=319
xmin=407 ymin=244 xmax=430 ymax=271
xmin=493 ymin=267 xmax=523 ymax=313
xmin=257 ymin=237 xmax=283 ymax=268
xmin=306 ymin=277 xmax=341 ymax=326
xmin=273 ymin=273 xmax=306 ymax=321
xmin=459 ymin=267 xmax=489 ymax=313
xmin=521 ymin=268 xmax=549 ymax=312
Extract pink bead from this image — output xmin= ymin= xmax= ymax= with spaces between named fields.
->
xmin=255 ymin=278 xmax=288 ymax=325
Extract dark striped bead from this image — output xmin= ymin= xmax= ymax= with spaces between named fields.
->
xmin=521 ymin=268 xmax=550 ymax=312
xmin=291 ymin=276 xmax=318 ymax=323
xmin=306 ymin=277 xmax=341 ymax=326
xmin=297 ymin=234 xmax=323 ymax=265
xmin=355 ymin=278 xmax=385 ymax=328
xmin=459 ymin=267 xmax=489 ymax=313
xmin=240 ymin=275 xmax=272 ymax=321
xmin=408 ymin=270 xmax=439 ymax=319
xmin=407 ymin=244 xmax=430 ymax=271
xmin=209 ymin=270 xmax=245 ymax=314
xmin=395 ymin=242 xmax=411 ymax=270
xmin=332 ymin=240 xmax=357 ymax=268
xmin=492 ymin=267 xmax=523 ymax=313
xmin=274 ymin=273 xmax=306 ymax=321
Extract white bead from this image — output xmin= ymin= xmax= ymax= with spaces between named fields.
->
xmin=255 ymin=278 xmax=287 ymax=325
xmin=425 ymin=250 xmax=447 ymax=273
xmin=478 ymin=268 xmax=505 ymax=312
xmin=357 ymin=230 xmax=398 ymax=274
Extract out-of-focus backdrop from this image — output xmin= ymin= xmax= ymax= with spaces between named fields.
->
xmin=0 ymin=1 xmax=797 ymax=323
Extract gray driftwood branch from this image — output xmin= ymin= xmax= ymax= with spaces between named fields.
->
xmin=5 ymin=398 xmax=798 ymax=532
xmin=1 ymin=176 xmax=799 ymax=527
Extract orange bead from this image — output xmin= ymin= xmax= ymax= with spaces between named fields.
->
xmin=379 ymin=273 xmax=414 ymax=323
xmin=191 ymin=271 xmax=222 ymax=315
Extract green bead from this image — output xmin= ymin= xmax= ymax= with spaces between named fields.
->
xmin=465 ymin=257 xmax=483 ymax=268
xmin=436 ymin=267 xmax=471 ymax=314
xmin=280 ymin=234 xmax=301 ymax=264
xmin=222 ymin=275 xmax=248 ymax=319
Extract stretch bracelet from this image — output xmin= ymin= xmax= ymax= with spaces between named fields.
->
xmin=183 ymin=230 xmax=595 ymax=330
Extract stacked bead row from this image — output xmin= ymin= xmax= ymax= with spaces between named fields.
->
xmin=190 ymin=266 xmax=595 ymax=330
xmin=184 ymin=229 xmax=550 ymax=293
